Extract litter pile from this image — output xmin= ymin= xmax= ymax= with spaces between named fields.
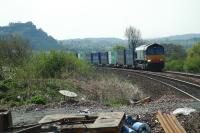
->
xmin=0 ymin=108 xmax=190 ymax=133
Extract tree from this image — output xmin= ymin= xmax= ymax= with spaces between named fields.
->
xmin=112 ymin=45 xmax=126 ymax=51
xmin=0 ymin=34 xmax=31 ymax=66
xmin=162 ymin=43 xmax=186 ymax=60
xmin=125 ymin=26 xmax=142 ymax=49
xmin=184 ymin=42 xmax=200 ymax=73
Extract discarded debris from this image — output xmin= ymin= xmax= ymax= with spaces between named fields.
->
xmin=123 ymin=115 xmax=150 ymax=133
xmin=157 ymin=110 xmax=187 ymax=133
xmin=39 ymin=112 xmax=125 ymax=133
xmin=59 ymin=90 xmax=77 ymax=98
xmin=1 ymin=109 xmax=152 ymax=133
xmin=133 ymin=97 xmax=151 ymax=105
xmin=172 ymin=108 xmax=196 ymax=116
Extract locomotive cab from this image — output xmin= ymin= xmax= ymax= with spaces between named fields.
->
xmin=135 ymin=43 xmax=165 ymax=71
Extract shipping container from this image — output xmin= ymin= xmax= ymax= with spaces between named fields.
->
xmin=91 ymin=52 xmax=100 ymax=65
xmin=108 ymin=51 xmax=117 ymax=65
xmin=77 ymin=52 xmax=86 ymax=60
xmin=125 ymin=49 xmax=134 ymax=66
xmin=84 ymin=53 xmax=92 ymax=63
xmin=100 ymin=52 xmax=108 ymax=65
xmin=116 ymin=50 xmax=125 ymax=66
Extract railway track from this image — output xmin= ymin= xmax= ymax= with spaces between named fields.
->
xmin=165 ymin=71 xmax=200 ymax=78
xmin=101 ymin=67 xmax=200 ymax=102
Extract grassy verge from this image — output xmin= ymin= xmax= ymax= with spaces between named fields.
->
xmin=0 ymin=79 xmax=81 ymax=108
xmin=69 ymin=71 xmax=144 ymax=107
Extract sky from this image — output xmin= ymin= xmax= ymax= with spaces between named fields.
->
xmin=0 ymin=0 xmax=200 ymax=40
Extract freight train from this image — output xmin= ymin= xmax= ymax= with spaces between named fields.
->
xmin=77 ymin=43 xmax=165 ymax=71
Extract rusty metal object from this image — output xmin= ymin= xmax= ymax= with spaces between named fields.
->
xmin=157 ymin=110 xmax=187 ymax=133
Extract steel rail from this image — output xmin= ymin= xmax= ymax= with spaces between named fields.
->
xmin=165 ymin=71 xmax=200 ymax=78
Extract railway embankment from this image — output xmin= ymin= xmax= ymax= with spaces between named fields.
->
xmin=8 ymin=68 xmax=200 ymax=132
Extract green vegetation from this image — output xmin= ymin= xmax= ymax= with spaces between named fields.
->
xmin=30 ymin=96 xmax=46 ymax=105
xmin=163 ymin=44 xmax=186 ymax=71
xmin=0 ymin=79 xmax=80 ymax=107
xmin=164 ymin=42 xmax=200 ymax=73
xmin=0 ymin=34 xmax=140 ymax=108
xmin=23 ymin=51 xmax=92 ymax=78
xmin=0 ymin=34 xmax=31 ymax=67
xmin=104 ymin=99 xmax=127 ymax=107
xmin=112 ymin=45 xmax=126 ymax=51
xmin=0 ymin=35 xmax=92 ymax=107
xmin=184 ymin=42 xmax=200 ymax=72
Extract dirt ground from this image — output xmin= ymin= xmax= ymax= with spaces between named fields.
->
xmin=11 ymin=97 xmax=200 ymax=133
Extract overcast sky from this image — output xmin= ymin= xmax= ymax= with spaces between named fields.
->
xmin=0 ymin=0 xmax=200 ymax=39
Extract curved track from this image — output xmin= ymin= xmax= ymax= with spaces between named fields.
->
xmin=101 ymin=67 xmax=200 ymax=102
xmin=165 ymin=71 xmax=200 ymax=78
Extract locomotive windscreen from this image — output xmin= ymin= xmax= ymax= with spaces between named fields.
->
xmin=146 ymin=46 xmax=164 ymax=55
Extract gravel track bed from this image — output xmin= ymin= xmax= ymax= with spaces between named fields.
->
xmin=99 ymin=68 xmax=191 ymax=99
xmin=12 ymin=99 xmax=200 ymax=125
xmin=140 ymin=71 xmax=200 ymax=100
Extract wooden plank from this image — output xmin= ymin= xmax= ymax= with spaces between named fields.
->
xmin=157 ymin=111 xmax=187 ymax=133
xmin=163 ymin=113 xmax=177 ymax=133
xmin=167 ymin=114 xmax=182 ymax=133
xmin=39 ymin=114 xmax=97 ymax=124
xmin=171 ymin=115 xmax=187 ymax=133
xmin=58 ymin=112 xmax=125 ymax=133
xmin=157 ymin=110 xmax=171 ymax=133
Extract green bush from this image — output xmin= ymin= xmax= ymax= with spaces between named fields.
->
xmin=19 ymin=51 xmax=93 ymax=79
xmin=184 ymin=42 xmax=200 ymax=73
xmin=30 ymin=95 xmax=46 ymax=105
xmin=165 ymin=60 xmax=184 ymax=71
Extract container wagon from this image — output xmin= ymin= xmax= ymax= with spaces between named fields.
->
xmin=116 ymin=50 xmax=125 ymax=67
xmin=108 ymin=51 xmax=117 ymax=66
xmin=125 ymin=49 xmax=134 ymax=67
xmin=100 ymin=52 xmax=108 ymax=65
xmin=91 ymin=52 xmax=101 ymax=65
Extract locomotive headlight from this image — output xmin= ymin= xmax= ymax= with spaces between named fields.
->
xmin=147 ymin=59 xmax=151 ymax=62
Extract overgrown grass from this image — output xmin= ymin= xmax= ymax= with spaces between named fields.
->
xmin=0 ymin=79 xmax=81 ymax=108
xmin=70 ymin=72 xmax=144 ymax=106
